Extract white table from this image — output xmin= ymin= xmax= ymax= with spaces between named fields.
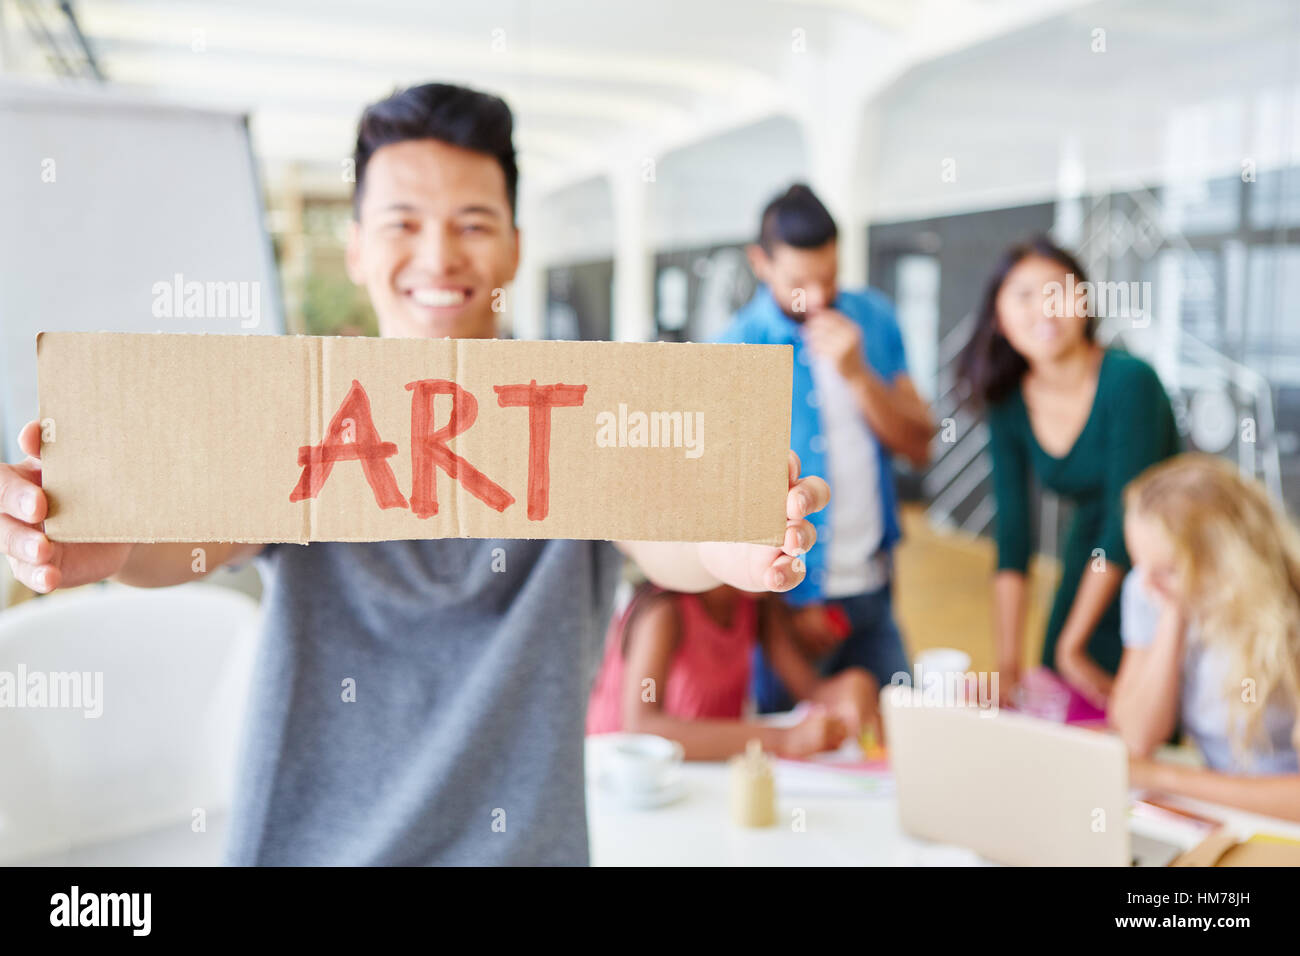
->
xmin=25 ymin=740 xmax=1300 ymax=867
xmin=585 ymin=738 xmax=1300 ymax=867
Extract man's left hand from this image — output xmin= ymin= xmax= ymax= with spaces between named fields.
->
xmin=697 ymin=451 xmax=829 ymax=593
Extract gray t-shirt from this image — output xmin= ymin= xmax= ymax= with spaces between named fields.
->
xmin=1120 ymin=570 xmax=1298 ymax=775
xmin=223 ymin=537 xmax=622 ymax=865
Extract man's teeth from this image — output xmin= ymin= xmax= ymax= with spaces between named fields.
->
xmin=411 ymin=288 xmax=466 ymax=307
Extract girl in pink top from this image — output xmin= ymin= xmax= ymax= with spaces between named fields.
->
xmin=587 ymin=583 xmax=880 ymax=760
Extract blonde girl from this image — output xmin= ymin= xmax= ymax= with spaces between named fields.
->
xmin=1110 ymin=454 xmax=1300 ymax=821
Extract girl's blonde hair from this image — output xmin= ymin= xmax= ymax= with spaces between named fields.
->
xmin=1125 ymin=454 xmax=1300 ymax=756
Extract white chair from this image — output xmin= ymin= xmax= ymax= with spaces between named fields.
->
xmin=0 ymin=582 xmax=260 ymax=864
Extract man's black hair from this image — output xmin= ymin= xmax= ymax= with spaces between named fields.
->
xmin=757 ymin=183 xmax=837 ymax=253
xmin=352 ymin=82 xmax=518 ymax=222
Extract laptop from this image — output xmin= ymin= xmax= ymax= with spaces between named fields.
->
xmin=880 ymin=685 xmax=1182 ymax=866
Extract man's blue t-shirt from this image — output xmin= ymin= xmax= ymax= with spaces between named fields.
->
xmin=717 ymin=286 xmax=908 ymax=605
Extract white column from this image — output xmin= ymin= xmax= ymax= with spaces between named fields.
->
xmin=510 ymin=192 xmax=545 ymax=340
xmin=508 ymin=257 xmax=544 ymax=340
xmin=1052 ymin=132 xmax=1087 ymax=252
xmin=0 ymin=1 xmax=14 ymax=74
xmin=610 ymin=163 xmax=655 ymax=342
xmin=799 ymin=92 xmax=870 ymax=289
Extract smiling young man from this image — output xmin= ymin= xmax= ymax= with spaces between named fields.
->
xmin=347 ymin=93 xmax=515 ymax=339
xmin=0 ymin=83 xmax=827 ymax=865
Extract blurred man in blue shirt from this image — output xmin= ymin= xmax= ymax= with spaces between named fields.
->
xmin=718 ymin=184 xmax=934 ymax=712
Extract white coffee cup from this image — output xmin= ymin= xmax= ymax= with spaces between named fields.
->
xmin=913 ymin=648 xmax=974 ymax=707
xmin=601 ymin=733 xmax=684 ymax=793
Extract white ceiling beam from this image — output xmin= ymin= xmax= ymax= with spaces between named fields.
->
xmin=76 ymin=0 xmax=772 ymax=97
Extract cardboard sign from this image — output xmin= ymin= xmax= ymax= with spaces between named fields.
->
xmin=36 ymin=333 xmax=792 ymax=545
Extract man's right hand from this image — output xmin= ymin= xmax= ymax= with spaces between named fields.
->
xmin=790 ymin=602 xmax=851 ymax=657
xmin=780 ymin=705 xmax=848 ymax=757
xmin=1 ymin=420 xmax=133 ymax=593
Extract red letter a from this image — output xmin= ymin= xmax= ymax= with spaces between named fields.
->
xmin=406 ymin=379 xmax=515 ymax=519
xmin=289 ymin=380 xmax=408 ymax=509
xmin=494 ymin=380 xmax=588 ymax=521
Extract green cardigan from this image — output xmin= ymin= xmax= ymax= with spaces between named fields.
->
xmin=986 ymin=348 xmax=1181 ymax=673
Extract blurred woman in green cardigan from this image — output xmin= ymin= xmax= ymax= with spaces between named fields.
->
xmin=957 ymin=238 xmax=1180 ymax=708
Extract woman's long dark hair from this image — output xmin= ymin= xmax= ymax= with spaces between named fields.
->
xmin=956 ymin=236 xmax=1095 ymax=408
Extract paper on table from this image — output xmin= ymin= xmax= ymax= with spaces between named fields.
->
xmin=774 ymin=738 xmax=895 ymax=797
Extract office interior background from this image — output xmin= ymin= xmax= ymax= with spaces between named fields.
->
xmin=3 ymin=0 xmax=1294 ymax=530
xmin=0 ymin=0 xmax=1297 ymax=865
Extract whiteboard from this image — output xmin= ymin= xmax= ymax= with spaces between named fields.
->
xmin=0 ymin=79 xmax=284 ymax=456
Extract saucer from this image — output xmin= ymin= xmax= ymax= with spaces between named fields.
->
xmin=596 ymin=771 xmax=686 ymax=810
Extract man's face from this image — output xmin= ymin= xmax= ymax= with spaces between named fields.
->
xmin=346 ymin=138 xmax=520 ymax=339
xmin=747 ymin=240 xmax=838 ymax=321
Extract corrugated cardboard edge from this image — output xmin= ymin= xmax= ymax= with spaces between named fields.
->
xmin=36 ymin=334 xmax=791 ymax=546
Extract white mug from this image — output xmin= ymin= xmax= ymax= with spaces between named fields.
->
xmin=602 ymin=733 xmax=684 ymax=793
xmin=913 ymin=647 xmax=974 ymax=707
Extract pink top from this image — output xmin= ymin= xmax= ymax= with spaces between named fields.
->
xmin=586 ymin=589 xmax=759 ymax=734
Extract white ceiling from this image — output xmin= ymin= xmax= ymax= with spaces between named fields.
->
xmin=0 ymin=0 xmax=1089 ymax=197
xmin=865 ymin=0 xmax=1300 ymax=220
